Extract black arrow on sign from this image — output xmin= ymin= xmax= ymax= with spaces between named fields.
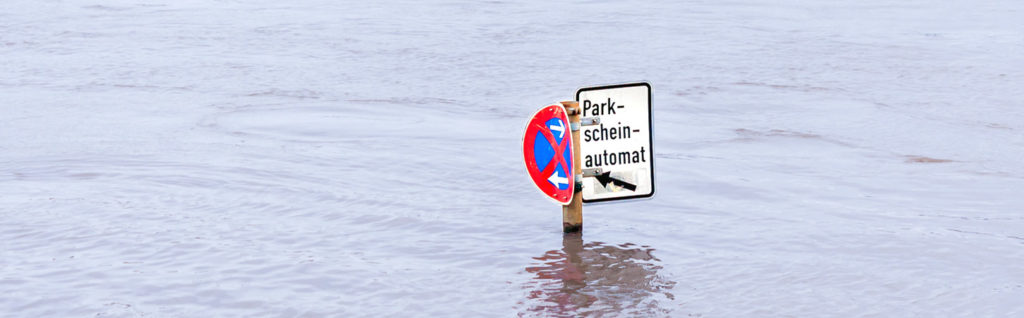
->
xmin=595 ymin=171 xmax=637 ymax=191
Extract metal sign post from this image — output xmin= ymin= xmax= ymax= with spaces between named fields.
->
xmin=560 ymin=101 xmax=583 ymax=233
xmin=522 ymin=83 xmax=654 ymax=233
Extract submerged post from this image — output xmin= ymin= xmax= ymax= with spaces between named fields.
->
xmin=561 ymin=101 xmax=583 ymax=233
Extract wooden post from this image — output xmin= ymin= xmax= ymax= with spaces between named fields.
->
xmin=561 ymin=101 xmax=583 ymax=233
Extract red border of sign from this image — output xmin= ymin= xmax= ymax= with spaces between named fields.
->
xmin=522 ymin=104 xmax=574 ymax=205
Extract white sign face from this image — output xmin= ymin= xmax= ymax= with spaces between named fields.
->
xmin=577 ymin=82 xmax=654 ymax=203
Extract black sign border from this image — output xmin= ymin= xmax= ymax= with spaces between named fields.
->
xmin=576 ymin=82 xmax=655 ymax=203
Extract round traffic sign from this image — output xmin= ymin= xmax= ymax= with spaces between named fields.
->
xmin=522 ymin=104 xmax=574 ymax=205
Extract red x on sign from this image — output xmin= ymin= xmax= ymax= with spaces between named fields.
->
xmin=522 ymin=104 xmax=574 ymax=205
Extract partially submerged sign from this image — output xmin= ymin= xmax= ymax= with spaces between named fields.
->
xmin=577 ymin=82 xmax=654 ymax=203
xmin=522 ymin=104 xmax=575 ymax=205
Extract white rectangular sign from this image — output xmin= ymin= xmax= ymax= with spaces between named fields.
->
xmin=577 ymin=82 xmax=654 ymax=203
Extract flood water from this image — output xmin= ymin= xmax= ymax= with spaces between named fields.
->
xmin=2 ymin=0 xmax=1023 ymax=316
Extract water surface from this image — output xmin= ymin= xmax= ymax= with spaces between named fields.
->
xmin=2 ymin=0 xmax=1023 ymax=316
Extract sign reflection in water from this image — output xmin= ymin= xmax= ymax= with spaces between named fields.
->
xmin=521 ymin=233 xmax=677 ymax=316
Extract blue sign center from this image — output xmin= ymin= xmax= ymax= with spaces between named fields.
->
xmin=532 ymin=118 xmax=571 ymax=190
